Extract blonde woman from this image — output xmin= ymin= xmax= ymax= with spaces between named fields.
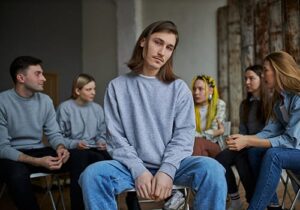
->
xmin=192 ymin=75 xmax=226 ymax=157
xmin=57 ymin=74 xmax=108 ymax=155
xmin=227 ymin=51 xmax=300 ymax=210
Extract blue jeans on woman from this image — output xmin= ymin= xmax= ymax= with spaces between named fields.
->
xmin=79 ymin=156 xmax=227 ymax=210
xmin=248 ymin=147 xmax=300 ymax=210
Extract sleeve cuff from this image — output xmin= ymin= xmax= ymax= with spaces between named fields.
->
xmin=130 ymin=164 xmax=148 ymax=180
xmin=256 ymin=132 xmax=266 ymax=139
xmin=11 ymin=150 xmax=22 ymax=161
xmin=268 ymin=136 xmax=280 ymax=147
xmin=159 ymin=162 xmax=177 ymax=180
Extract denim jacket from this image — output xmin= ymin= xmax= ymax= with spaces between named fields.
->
xmin=256 ymin=91 xmax=300 ymax=149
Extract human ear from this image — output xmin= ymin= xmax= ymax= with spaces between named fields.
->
xmin=140 ymin=38 xmax=146 ymax=47
xmin=16 ymin=74 xmax=25 ymax=83
xmin=208 ymin=87 xmax=214 ymax=95
xmin=75 ymin=88 xmax=81 ymax=96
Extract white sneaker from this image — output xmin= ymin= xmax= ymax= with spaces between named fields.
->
xmin=164 ymin=190 xmax=185 ymax=210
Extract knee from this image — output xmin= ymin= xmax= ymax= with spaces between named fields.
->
xmin=264 ymin=148 xmax=280 ymax=164
xmin=80 ymin=160 xmax=117 ymax=185
xmin=5 ymin=171 xmax=31 ymax=190
xmin=215 ymin=150 xmax=231 ymax=166
xmin=194 ymin=157 xmax=226 ymax=182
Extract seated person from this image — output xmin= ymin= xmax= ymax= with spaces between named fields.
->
xmin=56 ymin=73 xmax=111 ymax=161
xmin=216 ymin=65 xmax=266 ymax=210
xmin=192 ymin=74 xmax=226 ymax=157
xmin=79 ymin=20 xmax=227 ymax=210
xmin=56 ymin=73 xmax=140 ymax=210
xmin=0 ymin=56 xmax=88 ymax=210
xmin=227 ymin=51 xmax=300 ymax=210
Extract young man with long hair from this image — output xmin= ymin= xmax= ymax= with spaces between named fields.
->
xmin=79 ymin=20 xmax=227 ymax=210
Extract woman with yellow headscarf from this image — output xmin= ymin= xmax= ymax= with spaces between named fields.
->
xmin=191 ymin=75 xmax=226 ymax=157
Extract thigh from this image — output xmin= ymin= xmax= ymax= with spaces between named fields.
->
xmin=0 ymin=159 xmax=31 ymax=182
xmin=266 ymin=147 xmax=300 ymax=171
xmin=0 ymin=147 xmax=59 ymax=178
xmin=22 ymin=147 xmax=57 ymax=157
xmin=81 ymin=160 xmax=136 ymax=195
xmin=88 ymin=149 xmax=112 ymax=163
xmin=173 ymin=156 xmax=224 ymax=186
xmin=215 ymin=148 xmax=239 ymax=166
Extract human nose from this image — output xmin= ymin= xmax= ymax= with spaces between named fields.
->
xmin=41 ymin=74 xmax=46 ymax=82
xmin=245 ymin=79 xmax=250 ymax=85
xmin=158 ymin=46 xmax=166 ymax=56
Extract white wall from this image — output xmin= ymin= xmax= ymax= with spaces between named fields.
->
xmin=142 ymin=0 xmax=226 ymax=86
xmin=82 ymin=0 xmax=117 ymax=105
xmin=0 ymin=0 xmax=82 ymax=102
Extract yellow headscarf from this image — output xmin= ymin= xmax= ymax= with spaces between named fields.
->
xmin=191 ymin=75 xmax=219 ymax=133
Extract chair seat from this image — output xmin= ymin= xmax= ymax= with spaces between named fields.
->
xmin=122 ymin=185 xmax=191 ymax=210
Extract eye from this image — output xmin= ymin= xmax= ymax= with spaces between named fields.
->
xmin=166 ymin=45 xmax=174 ymax=51
xmin=154 ymin=39 xmax=163 ymax=46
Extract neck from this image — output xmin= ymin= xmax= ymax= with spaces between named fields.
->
xmin=252 ymin=90 xmax=260 ymax=98
xmin=75 ymin=97 xmax=88 ymax=106
xmin=15 ymin=85 xmax=34 ymax=98
xmin=141 ymin=64 xmax=160 ymax=77
xmin=196 ymin=101 xmax=208 ymax=108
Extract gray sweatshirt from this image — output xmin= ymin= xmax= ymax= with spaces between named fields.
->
xmin=56 ymin=99 xmax=106 ymax=149
xmin=0 ymin=89 xmax=66 ymax=161
xmin=104 ymin=73 xmax=195 ymax=179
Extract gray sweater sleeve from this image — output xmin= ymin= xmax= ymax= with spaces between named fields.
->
xmin=42 ymin=98 xmax=68 ymax=150
xmin=104 ymin=83 xmax=147 ymax=179
xmin=158 ymin=91 xmax=195 ymax=178
xmin=95 ymin=106 xmax=107 ymax=143
xmin=0 ymin=107 xmax=22 ymax=160
xmin=56 ymin=104 xmax=79 ymax=149
xmin=0 ymin=91 xmax=67 ymax=160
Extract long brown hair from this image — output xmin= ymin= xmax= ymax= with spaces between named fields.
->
xmin=240 ymin=65 xmax=267 ymax=124
xmin=264 ymin=51 xmax=300 ymax=120
xmin=127 ymin=20 xmax=179 ymax=83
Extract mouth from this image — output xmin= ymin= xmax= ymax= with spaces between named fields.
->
xmin=153 ymin=56 xmax=164 ymax=63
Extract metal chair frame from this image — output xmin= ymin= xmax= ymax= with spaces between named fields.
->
xmin=0 ymin=172 xmax=66 ymax=210
xmin=281 ymin=170 xmax=300 ymax=210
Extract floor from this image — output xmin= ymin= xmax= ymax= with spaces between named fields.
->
xmin=0 ymin=176 xmax=299 ymax=210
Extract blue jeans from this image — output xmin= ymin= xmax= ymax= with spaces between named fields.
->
xmin=79 ymin=156 xmax=227 ymax=210
xmin=248 ymin=147 xmax=300 ymax=210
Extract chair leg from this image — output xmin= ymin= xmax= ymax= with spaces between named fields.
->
xmin=44 ymin=176 xmax=57 ymax=210
xmin=55 ymin=175 xmax=66 ymax=210
xmin=183 ymin=188 xmax=191 ymax=210
xmin=281 ymin=173 xmax=290 ymax=209
xmin=0 ymin=183 xmax=6 ymax=199
xmin=289 ymin=188 xmax=300 ymax=210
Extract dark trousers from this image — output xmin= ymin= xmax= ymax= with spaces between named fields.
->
xmin=0 ymin=147 xmax=106 ymax=210
xmin=215 ymin=148 xmax=255 ymax=203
